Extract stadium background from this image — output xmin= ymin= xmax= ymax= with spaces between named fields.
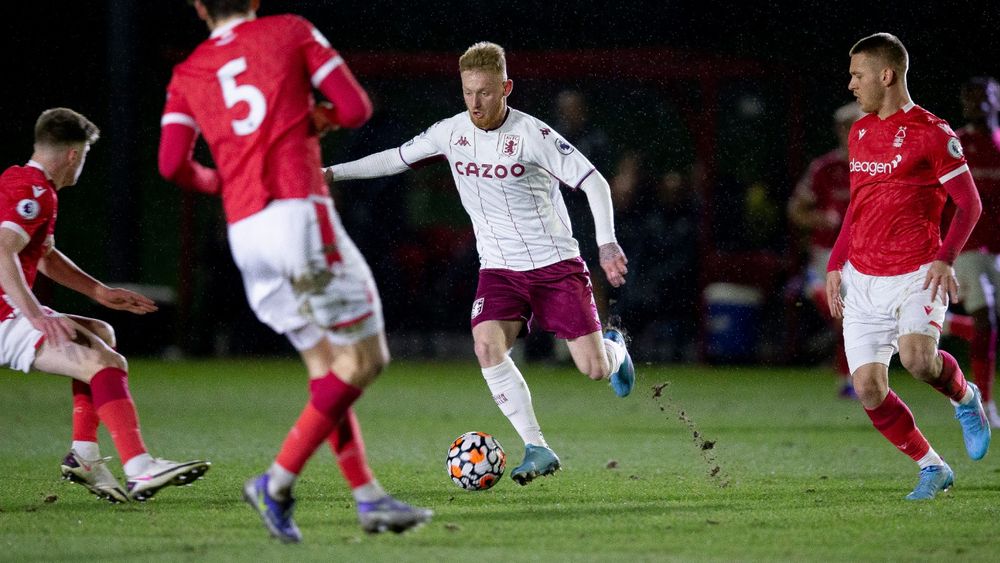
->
xmin=0 ymin=1 xmax=996 ymax=361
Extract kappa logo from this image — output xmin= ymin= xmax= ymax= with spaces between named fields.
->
xmin=923 ymin=306 xmax=933 ymax=315
xmin=31 ymin=185 xmax=45 ymax=197
xmin=858 ymin=129 xmax=867 ymax=140
xmin=539 ymin=127 xmax=551 ymax=138
xmin=454 ymin=135 xmax=470 ymax=147
xmin=471 ymin=297 xmax=484 ymax=319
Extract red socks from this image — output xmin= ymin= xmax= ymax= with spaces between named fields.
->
xmin=327 ymin=408 xmax=374 ymax=488
xmin=275 ymin=372 xmax=362 ymax=475
xmin=71 ymin=379 xmax=99 ymax=443
xmin=865 ymin=391 xmax=931 ymax=462
xmin=931 ymin=350 xmax=969 ymax=403
xmin=89 ymin=367 xmax=147 ymax=464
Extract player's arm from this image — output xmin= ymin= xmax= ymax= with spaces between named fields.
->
xmin=302 ymin=20 xmax=372 ymax=130
xmin=324 ymin=148 xmax=410 ymax=184
xmin=38 ymin=246 xmax=157 ymax=315
xmin=158 ymin=89 xmax=221 ymax=195
xmin=0 ymin=227 xmax=75 ymax=345
xmin=579 ymin=171 xmax=628 ymax=287
xmin=925 ymin=166 xmax=982 ymax=302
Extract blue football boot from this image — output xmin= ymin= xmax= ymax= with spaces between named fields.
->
xmin=955 ymin=382 xmax=991 ymax=461
xmin=243 ymin=474 xmax=302 ymax=543
xmin=905 ymin=463 xmax=954 ymax=500
xmin=357 ymin=495 xmax=433 ymax=534
xmin=510 ymin=444 xmax=561 ymax=485
xmin=604 ymin=327 xmax=635 ymax=397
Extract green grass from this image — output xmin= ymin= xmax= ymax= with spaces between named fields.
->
xmin=1 ymin=359 xmax=998 ymax=561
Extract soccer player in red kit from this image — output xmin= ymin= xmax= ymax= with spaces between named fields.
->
xmin=826 ymin=33 xmax=990 ymax=500
xmin=0 ymin=108 xmax=210 ymax=503
xmin=947 ymin=77 xmax=1000 ymax=427
xmin=788 ymin=102 xmax=863 ymax=398
xmin=159 ymin=0 xmax=430 ymax=542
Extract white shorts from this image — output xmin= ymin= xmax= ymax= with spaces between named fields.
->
xmin=0 ymin=310 xmax=48 ymax=373
xmin=841 ymin=261 xmax=946 ymax=374
xmin=953 ymin=250 xmax=999 ymax=313
xmin=227 ymin=197 xmax=384 ymax=351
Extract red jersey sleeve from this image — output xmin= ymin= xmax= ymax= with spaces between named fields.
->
xmin=927 ymin=121 xmax=980 ymax=263
xmin=0 ymin=181 xmax=52 ymax=243
xmin=158 ymin=80 xmax=221 ymax=195
xmin=295 ymin=18 xmax=372 ymax=129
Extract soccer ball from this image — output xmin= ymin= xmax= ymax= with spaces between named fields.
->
xmin=446 ymin=431 xmax=506 ymax=491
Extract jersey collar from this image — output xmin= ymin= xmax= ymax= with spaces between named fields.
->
xmin=210 ymin=16 xmax=251 ymax=39
xmin=26 ymin=159 xmax=52 ymax=181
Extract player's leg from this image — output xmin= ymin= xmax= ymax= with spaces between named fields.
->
xmin=32 ymin=317 xmax=209 ymax=502
xmin=841 ymin=262 xmax=951 ymax=499
xmin=51 ymin=316 xmax=124 ymax=502
xmin=529 ymin=257 xmax=633 ymax=396
xmin=896 ymin=263 xmax=990 ymax=461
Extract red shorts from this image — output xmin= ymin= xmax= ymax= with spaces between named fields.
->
xmin=470 ymin=257 xmax=602 ymax=340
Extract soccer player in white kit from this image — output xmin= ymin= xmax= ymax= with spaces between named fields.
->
xmin=826 ymin=33 xmax=990 ymax=500
xmin=326 ymin=42 xmax=635 ymax=485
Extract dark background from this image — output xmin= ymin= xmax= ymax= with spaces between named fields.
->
xmin=0 ymin=1 xmax=996 ymax=359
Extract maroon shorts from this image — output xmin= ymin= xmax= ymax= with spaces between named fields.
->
xmin=470 ymin=257 xmax=602 ymax=340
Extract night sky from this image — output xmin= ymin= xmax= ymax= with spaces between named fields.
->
xmin=0 ymin=1 xmax=996 ymax=342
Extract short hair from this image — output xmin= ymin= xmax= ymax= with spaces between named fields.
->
xmin=34 ymin=108 xmax=99 ymax=147
xmin=459 ymin=42 xmax=507 ymax=77
xmin=188 ymin=0 xmax=251 ymax=20
xmin=849 ymin=33 xmax=908 ymax=75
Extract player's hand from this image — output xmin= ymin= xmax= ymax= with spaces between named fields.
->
xmin=30 ymin=313 xmax=77 ymax=348
xmin=825 ymin=270 xmax=844 ymax=319
xmin=599 ymin=242 xmax=628 ymax=288
xmin=923 ymin=260 xmax=958 ymax=305
xmin=95 ymin=286 xmax=159 ymax=315
xmin=311 ymin=102 xmax=341 ymax=138
xmin=322 ymin=166 xmax=336 ymax=186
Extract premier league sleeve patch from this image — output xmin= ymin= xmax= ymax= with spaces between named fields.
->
xmin=947 ymin=137 xmax=964 ymax=159
xmin=16 ymin=199 xmax=39 ymax=220
xmin=554 ymin=137 xmax=575 ymax=155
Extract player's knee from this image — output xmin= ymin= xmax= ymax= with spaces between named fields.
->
xmin=91 ymin=320 xmax=117 ymax=348
xmin=473 ymin=339 xmax=506 ymax=366
xmin=899 ymin=348 xmax=936 ymax=380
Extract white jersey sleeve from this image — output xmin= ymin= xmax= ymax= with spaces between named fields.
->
xmin=399 ymin=119 xmax=451 ymax=166
xmin=522 ymin=125 xmax=596 ymax=190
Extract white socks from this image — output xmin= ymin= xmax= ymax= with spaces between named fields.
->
xmin=950 ymin=385 xmax=976 ymax=407
xmin=267 ymin=462 xmax=297 ymax=500
xmin=482 ymin=356 xmax=546 ymax=447
xmin=72 ymin=440 xmax=100 ymax=461
xmin=603 ymin=337 xmax=626 ymax=378
xmin=123 ymin=453 xmax=154 ymax=478
xmin=916 ymin=448 xmax=944 ymax=469
xmin=352 ymin=480 xmax=387 ymax=503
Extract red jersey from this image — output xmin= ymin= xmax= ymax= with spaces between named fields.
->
xmin=0 ymin=163 xmax=57 ymax=319
xmin=844 ymin=103 xmax=969 ymax=276
xmin=792 ymin=148 xmax=851 ymax=249
xmin=161 ymin=15 xmax=365 ymax=224
xmin=956 ymin=125 xmax=1000 ymax=253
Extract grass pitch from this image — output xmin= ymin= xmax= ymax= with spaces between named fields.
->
xmin=1 ymin=358 xmax=998 ymax=561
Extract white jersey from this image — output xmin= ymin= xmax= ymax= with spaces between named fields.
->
xmin=399 ymin=108 xmax=596 ymax=271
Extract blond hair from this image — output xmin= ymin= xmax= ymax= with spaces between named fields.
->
xmin=459 ymin=42 xmax=507 ymax=77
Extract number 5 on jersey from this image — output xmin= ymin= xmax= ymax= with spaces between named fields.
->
xmin=217 ymin=57 xmax=267 ymax=136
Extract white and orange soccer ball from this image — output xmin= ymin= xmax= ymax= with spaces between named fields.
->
xmin=446 ymin=431 xmax=506 ymax=491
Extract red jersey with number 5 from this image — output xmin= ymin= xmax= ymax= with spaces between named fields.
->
xmin=162 ymin=15 xmax=349 ymax=224
xmin=845 ymin=103 xmax=969 ymax=276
